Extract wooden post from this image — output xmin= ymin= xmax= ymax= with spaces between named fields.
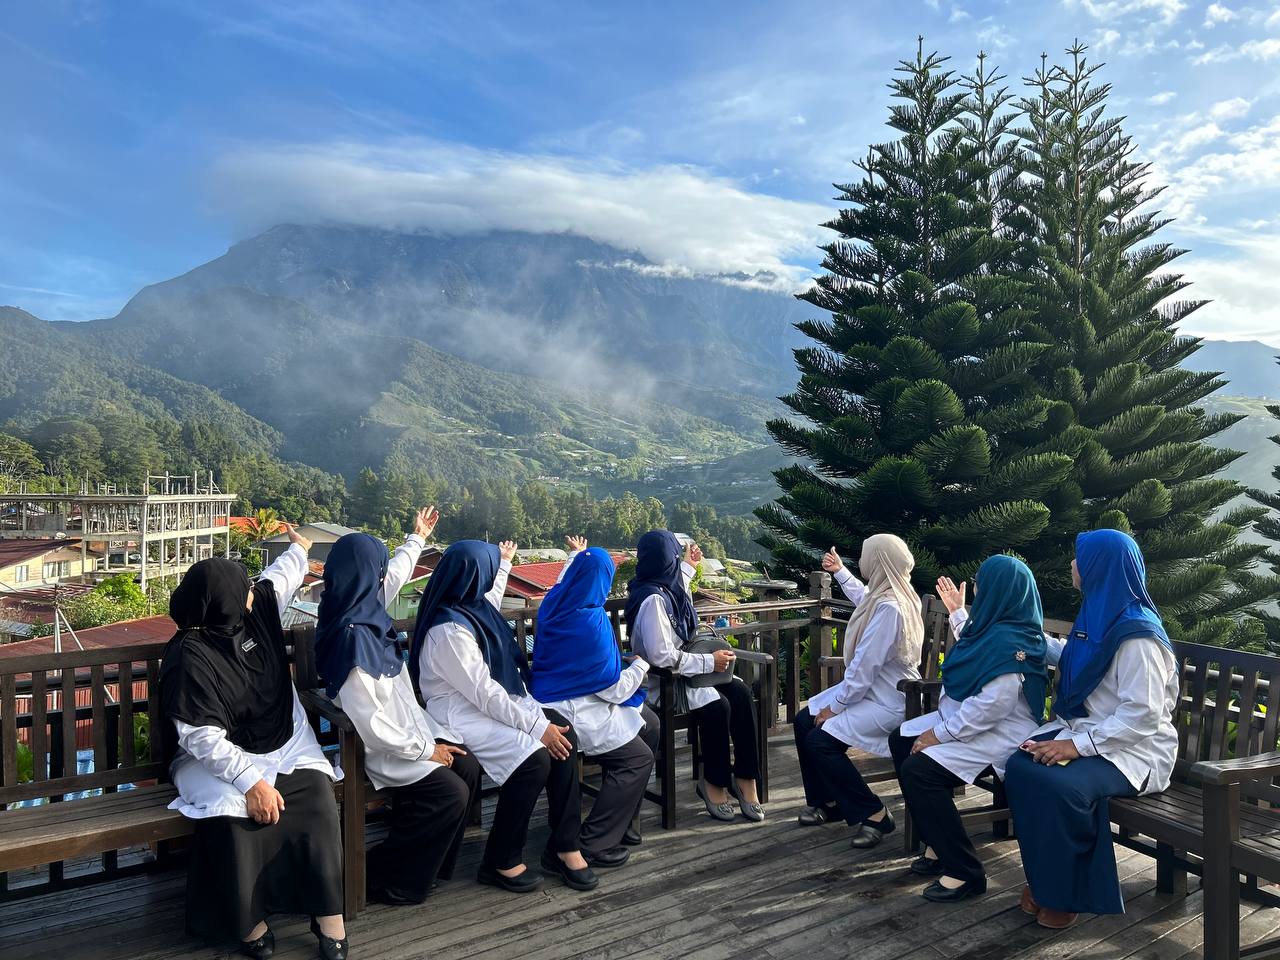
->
xmin=808 ymin=571 xmax=831 ymax=704
xmin=1201 ymin=782 xmax=1240 ymax=960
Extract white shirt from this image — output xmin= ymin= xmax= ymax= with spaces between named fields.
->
xmin=417 ymin=560 xmax=552 ymax=785
xmin=899 ymin=609 xmax=1041 ymax=782
xmin=628 ymin=561 xmax=720 ymax=711
xmin=807 ymin=567 xmax=919 ymax=757
xmin=168 ymin=544 xmax=339 ymax=819
xmin=331 ymin=535 xmax=453 ymax=791
xmin=534 ymin=550 xmax=650 ymax=756
xmin=1031 ymin=633 xmax=1179 ymax=794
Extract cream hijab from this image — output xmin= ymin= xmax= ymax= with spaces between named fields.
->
xmin=841 ymin=533 xmax=924 ymax=666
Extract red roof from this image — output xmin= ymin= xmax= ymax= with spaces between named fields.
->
xmin=0 ymin=538 xmax=83 ymax=568
xmin=0 ymin=614 xmax=174 ymax=659
xmin=504 ymin=553 xmax=628 ymax=601
xmin=0 ymin=583 xmax=97 ymax=624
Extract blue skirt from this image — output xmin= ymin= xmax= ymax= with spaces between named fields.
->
xmin=1004 ymin=742 xmax=1137 ymax=915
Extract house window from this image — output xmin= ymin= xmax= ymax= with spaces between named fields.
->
xmin=13 ymin=565 xmax=29 ymax=583
xmin=42 ymin=560 xmax=70 ymax=580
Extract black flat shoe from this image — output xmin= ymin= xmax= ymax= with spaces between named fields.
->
xmin=797 ymin=804 xmax=839 ymax=826
xmin=911 ymin=856 xmax=944 ymax=876
xmin=309 ymin=919 xmax=348 ymax=960
xmin=368 ymin=884 xmax=427 ymax=906
xmin=922 ymin=877 xmax=987 ymax=902
xmin=584 ymin=846 xmax=630 ymax=868
xmin=622 ymin=825 xmax=643 ymax=846
xmin=477 ymin=863 xmax=544 ymax=893
xmin=539 ymin=850 xmax=600 ymax=891
xmin=849 ymin=808 xmax=895 ymax=849
xmin=238 ymin=927 xmax=274 ymax=960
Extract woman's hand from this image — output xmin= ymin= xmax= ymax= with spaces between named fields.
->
xmin=683 ymin=541 xmax=704 ymax=566
xmin=566 ymin=535 xmax=588 ymax=553
xmin=541 ymin=723 xmax=574 ymax=761
xmin=912 ymin=728 xmax=941 ymax=754
xmin=414 ymin=506 xmax=440 ymax=540
xmin=498 ymin=540 xmax=518 ymax=563
xmin=284 ymin=523 xmax=312 ymax=554
xmin=245 ymin=780 xmax=285 ymax=825
xmin=431 ymin=743 xmax=467 ymax=767
xmin=712 ymin=649 xmax=736 ymax=673
xmin=936 ymin=577 xmax=967 ymax=614
xmin=814 ymin=706 xmax=835 ymax=727
xmin=1022 ymin=738 xmax=1080 ymax=765
xmin=821 ymin=547 xmax=843 ymax=574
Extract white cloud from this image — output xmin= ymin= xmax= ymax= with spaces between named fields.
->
xmin=1203 ymin=2 xmax=1236 ymax=26
xmin=209 ymin=140 xmax=832 ymax=289
xmin=1148 ymin=90 xmax=1177 ymax=104
xmin=1095 ymin=28 xmax=1123 ymax=50
xmin=1193 ymin=36 xmax=1280 ymax=63
xmin=1062 ymin=0 xmax=1186 ymax=24
xmin=1209 ymin=96 xmax=1252 ymax=121
xmin=1173 ymin=121 xmax=1225 ymax=152
xmin=949 ymin=6 xmax=971 ymax=23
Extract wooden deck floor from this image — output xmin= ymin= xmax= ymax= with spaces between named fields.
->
xmin=2 ymin=729 xmax=1277 ymax=960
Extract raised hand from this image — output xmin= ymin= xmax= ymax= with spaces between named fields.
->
xmin=684 ymin=541 xmax=703 ymax=566
xmin=566 ymin=535 xmax=588 ymax=553
xmin=414 ymin=506 xmax=440 ymax=540
xmin=498 ymin=540 xmax=518 ymax=563
xmin=284 ymin=523 xmax=312 ymax=554
xmin=821 ymin=547 xmax=843 ymax=574
xmin=936 ymin=576 xmax=967 ymax=614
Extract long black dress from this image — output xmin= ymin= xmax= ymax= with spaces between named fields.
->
xmin=160 ymin=557 xmax=343 ymax=941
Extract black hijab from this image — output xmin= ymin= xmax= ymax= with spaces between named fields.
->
xmin=159 ymin=558 xmax=295 ymax=769
xmin=315 ymin=533 xmax=403 ymax=698
xmin=624 ymin=530 xmax=698 ymax=645
xmin=409 ymin=540 xmax=529 ymax=697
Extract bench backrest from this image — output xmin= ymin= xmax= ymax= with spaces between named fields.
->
xmin=0 ymin=643 xmax=168 ymax=807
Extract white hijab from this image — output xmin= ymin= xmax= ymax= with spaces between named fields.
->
xmin=842 ymin=533 xmax=924 ymax=666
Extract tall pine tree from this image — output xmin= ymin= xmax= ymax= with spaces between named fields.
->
xmin=1247 ymin=359 xmax=1280 ymax=648
xmin=758 ymin=44 xmax=1073 ymax=588
xmin=1010 ymin=44 xmax=1279 ymax=645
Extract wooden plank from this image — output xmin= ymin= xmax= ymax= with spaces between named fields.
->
xmin=0 ymin=644 xmax=166 ymax=678
xmin=117 ymin=663 xmax=134 ymax=767
xmin=0 ymin=676 xmax=16 ymax=789
xmin=59 ymin=668 xmax=76 ymax=773
xmin=146 ymin=660 xmax=164 ymax=771
xmin=89 ymin=665 xmax=107 ymax=775
xmin=1238 ymin=669 xmax=1260 ymax=757
xmin=31 ymin=672 xmax=48 ymax=782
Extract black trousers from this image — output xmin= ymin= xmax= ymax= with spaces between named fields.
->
xmin=483 ymin=709 xmax=582 ymax=871
xmin=367 ymin=749 xmax=478 ymax=903
xmin=793 ymin=706 xmax=884 ymax=825
xmin=889 ymin=731 xmax=985 ymax=884
xmin=580 ymin=705 xmax=658 ymax=856
xmin=690 ymin=677 xmax=760 ymax=788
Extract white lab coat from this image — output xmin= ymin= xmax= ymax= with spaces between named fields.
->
xmin=629 ymin=561 xmax=721 ymax=712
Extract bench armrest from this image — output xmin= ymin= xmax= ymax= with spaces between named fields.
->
xmin=733 ymin=650 xmax=774 ymax=665
xmin=298 ymin=689 xmax=356 ymax=732
xmin=899 ymin=678 xmax=943 ymax=694
xmin=1190 ymin=751 xmax=1280 ymax=786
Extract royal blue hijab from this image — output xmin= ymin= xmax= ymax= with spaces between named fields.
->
xmin=624 ymin=531 xmax=698 ymax=646
xmin=409 ymin=540 xmax=529 ymax=697
xmin=1055 ymin=529 xmax=1171 ymax=720
xmin=941 ymin=555 xmax=1049 ymax=723
xmin=315 ymin=533 xmax=403 ymax=698
xmin=530 ymin=548 xmax=643 ymax=708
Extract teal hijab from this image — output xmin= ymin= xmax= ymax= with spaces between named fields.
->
xmin=940 ymin=555 xmax=1049 ymax=723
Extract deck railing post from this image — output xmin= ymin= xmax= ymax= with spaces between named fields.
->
xmin=808 ymin=571 xmax=831 ymax=704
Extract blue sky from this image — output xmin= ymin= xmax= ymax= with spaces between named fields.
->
xmin=4 ymin=0 xmax=1280 ymax=346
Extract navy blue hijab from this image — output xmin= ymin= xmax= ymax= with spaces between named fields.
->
xmin=315 ymin=533 xmax=403 ymax=698
xmin=941 ymin=555 xmax=1049 ymax=722
xmin=409 ymin=540 xmax=529 ymax=697
xmin=531 ymin=548 xmax=643 ymax=707
xmin=1055 ymin=529 xmax=1171 ymax=720
xmin=624 ymin=531 xmax=698 ymax=646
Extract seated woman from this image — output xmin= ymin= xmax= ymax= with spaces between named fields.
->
xmin=410 ymin=539 xmax=598 ymax=893
xmin=316 ymin=509 xmax=481 ymax=906
xmin=625 ymin=530 xmax=762 ymax=822
xmin=793 ymin=536 xmax=923 ymax=848
xmin=530 ymin=536 xmax=657 ymax=864
xmin=888 ymin=555 xmax=1048 ymax=903
xmin=160 ymin=527 xmax=349 ymax=960
xmin=1004 ymin=530 xmax=1178 ymax=930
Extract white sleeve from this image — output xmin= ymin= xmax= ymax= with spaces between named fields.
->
xmin=632 ymin=596 xmax=714 ymax=677
xmin=681 ymin=560 xmax=697 ymax=591
xmin=258 ymin=543 xmax=309 ymax=618
xmin=382 ymin=534 xmax=425 ymax=608
xmin=1071 ymin=638 xmax=1175 ymax=759
xmin=337 ymin=667 xmax=433 ymax=761
xmin=933 ymin=673 xmax=1024 ymax=743
xmin=427 ymin=624 xmax=550 ymax=740
xmin=173 ymin=720 xmax=263 ymax=794
xmin=833 ymin=567 xmax=868 ymax=605
xmin=556 ymin=551 xmax=582 ymax=585
xmin=1045 ymin=635 xmax=1066 ymax=667
xmin=595 ymin=659 xmax=650 ymax=704
xmin=485 ymin=559 xmax=513 ymax=610
xmin=949 ymin=608 xmax=968 ymax=638
xmin=829 ymin=602 xmax=899 ymax=715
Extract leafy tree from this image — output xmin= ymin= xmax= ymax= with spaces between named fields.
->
xmin=1010 ymin=44 xmax=1279 ymax=643
xmin=1247 ymin=358 xmax=1280 ymax=647
xmin=29 ymin=418 xmax=106 ymax=481
xmin=758 ymin=44 xmax=1070 ymax=588
xmin=0 ymin=432 xmax=42 ymax=488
